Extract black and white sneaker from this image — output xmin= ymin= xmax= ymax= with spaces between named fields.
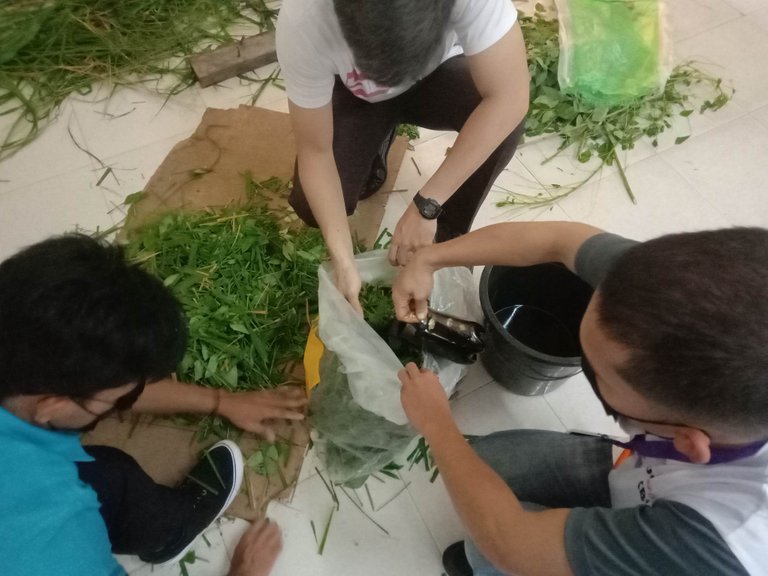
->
xmin=140 ymin=440 xmax=244 ymax=565
xmin=362 ymin=128 xmax=397 ymax=199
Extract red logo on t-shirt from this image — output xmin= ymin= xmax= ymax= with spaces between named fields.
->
xmin=345 ymin=69 xmax=390 ymax=99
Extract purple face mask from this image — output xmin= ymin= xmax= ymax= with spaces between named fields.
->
xmin=612 ymin=434 xmax=767 ymax=465
xmin=581 ymin=355 xmax=767 ymax=465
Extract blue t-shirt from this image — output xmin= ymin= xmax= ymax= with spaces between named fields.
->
xmin=0 ymin=407 xmax=125 ymax=576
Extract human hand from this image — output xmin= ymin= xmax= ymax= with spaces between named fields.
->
xmin=334 ymin=259 xmax=363 ymax=315
xmin=392 ymin=250 xmax=435 ymax=322
xmin=388 ymin=203 xmax=437 ymax=266
xmin=228 ymin=519 xmax=282 ymax=576
xmin=218 ymin=387 xmax=307 ymax=442
xmin=398 ymin=363 xmax=453 ymax=438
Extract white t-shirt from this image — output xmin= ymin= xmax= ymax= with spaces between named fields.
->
xmin=275 ymin=0 xmax=518 ymax=108
xmin=609 ymin=438 xmax=768 ymax=575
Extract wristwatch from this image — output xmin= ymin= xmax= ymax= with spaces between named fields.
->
xmin=413 ymin=192 xmax=443 ymax=220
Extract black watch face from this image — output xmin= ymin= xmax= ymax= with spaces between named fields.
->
xmin=421 ymin=201 xmax=441 ymax=219
xmin=416 ymin=194 xmax=442 ymax=219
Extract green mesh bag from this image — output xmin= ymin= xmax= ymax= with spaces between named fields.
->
xmin=556 ymin=0 xmax=671 ymax=106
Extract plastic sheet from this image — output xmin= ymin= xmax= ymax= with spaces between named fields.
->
xmin=310 ymin=250 xmax=481 ymax=485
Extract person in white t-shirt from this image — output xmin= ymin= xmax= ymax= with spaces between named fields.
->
xmin=392 ymin=222 xmax=768 ymax=576
xmin=276 ymin=0 xmax=529 ymax=312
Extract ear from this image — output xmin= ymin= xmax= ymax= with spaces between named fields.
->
xmin=673 ymin=427 xmax=712 ymax=464
xmin=32 ymin=395 xmax=74 ymax=426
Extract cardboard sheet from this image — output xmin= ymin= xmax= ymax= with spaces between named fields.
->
xmin=87 ymin=105 xmax=407 ymax=520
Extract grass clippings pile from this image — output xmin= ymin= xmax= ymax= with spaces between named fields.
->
xmin=497 ymin=7 xmax=733 ymax=207
xmin=124 ymin=200 xmax=325 ymax=435
xmin=0 ymin=0 xmax=276 ymax=158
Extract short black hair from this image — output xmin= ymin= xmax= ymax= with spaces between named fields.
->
xmin=0 ymin=234 xmax=187 ymax=401
xmin=598 ymin=228 xmax=768 ymax=437
xmin=333 ymin=0 xmax=456 ymax=87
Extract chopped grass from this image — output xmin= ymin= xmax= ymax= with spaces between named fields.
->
xmin=124 ymin=201 xmax=325 ymax=394
xmin=0 ymin=0 xmax=277 ymax=159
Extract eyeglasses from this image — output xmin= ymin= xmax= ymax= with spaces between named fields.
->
xmin=581 ymin=354 xmax=688 ymax=429
xmin=74 ymin=379 xmax=146 ymax=420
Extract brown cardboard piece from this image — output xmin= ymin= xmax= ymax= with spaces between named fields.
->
xmin=123 ymin=105 xmax=407 ymax=249
xmin=85 ymin=105 xmax=407 ymax=521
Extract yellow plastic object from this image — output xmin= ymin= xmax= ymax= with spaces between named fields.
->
xmin=303 ymin=323 xmax=324 ymax=395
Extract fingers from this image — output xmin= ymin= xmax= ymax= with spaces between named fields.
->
xmin=405 ymin=362 xmax=422 ymax=379
xmin=388 ymin=240 xmax=415 ymax=267
xmin=230 ymin=519 xmax=283 ymax=576
xmin=392 ymin=286 xmax=418 ymax=323
xmin=388 ymin=241 xmax=399 ymax=266
xmin=248 ymin=422 xmax=275 ymax=442
xmin=272 ymin=387 xmax=309 ymax=407
xmin=412 ymin=298 xmax=428 ymax=320
xmin=398 ymin=362 xmax=424 ymax=386
xmin=272 ymin=409 xmax=305 ymax=421
xmin=246 ymin=518 xmax=282 ymax=549
xmin=394 ymin=300 xmax=418 ymax=323
xmin=349 ymin=293 xmax=364 ymax=316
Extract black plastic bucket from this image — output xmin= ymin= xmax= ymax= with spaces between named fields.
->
xmin=479 ymin=263 xmax=593 ymax=395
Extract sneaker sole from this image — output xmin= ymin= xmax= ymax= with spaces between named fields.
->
xmin=154 ymin=440 xmax=245 ymax=566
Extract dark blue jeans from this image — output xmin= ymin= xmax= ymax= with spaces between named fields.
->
xmin=465 ymin=430 xmax=613 ymax=575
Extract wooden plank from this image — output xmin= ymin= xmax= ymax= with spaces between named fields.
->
xmin=190 ymin=31 xmax=277 ymax=87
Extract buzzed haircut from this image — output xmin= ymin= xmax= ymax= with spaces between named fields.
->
xmin=598 ymin=227 xmax=768 ymax=438
xmin=334 ymin=0 xmax=456 ymax=87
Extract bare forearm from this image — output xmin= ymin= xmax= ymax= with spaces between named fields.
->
xmin=422 ymin=25 xmax=530 ymax=204
xmin=424 ymin=419 xmax=572 ymax=576
xmin=421 ymin=93 xmax=526 ymax=204
xmin=298 ymin=151 xmax=355 ymax=266
xmin=416 ymin=221 xmax=603 ymax=272
xmin=132 ymin=378 xmax=218 ymax=415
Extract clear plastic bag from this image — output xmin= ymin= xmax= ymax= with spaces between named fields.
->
xmin=310 ymin=250 xmax=480 ymax=486
xmin=555 ymin=0 xmax=672 ymax=106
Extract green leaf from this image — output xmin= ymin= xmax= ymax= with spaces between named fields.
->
xmin=223 ymin=365 xmax=239 ymax=387
xmin=162 ymin=273 xmax=180 ymax=287
xmin=674 ymin=135 xmax=690 ymax=145
xmin=533 ymin=93 xmax=561 ymax=108
xmin=591 ymin=107 xmax=609 ymax=124
xmin=230 ymin=322 xmax=249 ymax=334
xmin=123 ymin=191 xmax=145 ymax=206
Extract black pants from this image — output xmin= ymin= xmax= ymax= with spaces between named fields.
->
xmin=77 ymin=445 xmax=187 ymax=557
xmin=289 ymin=55 xmax=526 ymax=242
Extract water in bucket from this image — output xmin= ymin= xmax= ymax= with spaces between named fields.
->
xmin=496 ymin=305 xmax=580 ymax=358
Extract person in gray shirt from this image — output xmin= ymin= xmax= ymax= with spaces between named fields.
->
xmin=392 ymin=222 xmax=768 ymax=576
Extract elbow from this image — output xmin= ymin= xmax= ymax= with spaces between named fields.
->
xmin=479 ymin=542 xmax=521 ymax=576
xmin=496 ymin=84 xmax=530 ymax=133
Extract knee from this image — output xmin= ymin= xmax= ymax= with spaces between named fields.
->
xmin=468 ymin=429 xmax=561 ymax=471
xmin=83 ymin=445 xmax=139 ymax=472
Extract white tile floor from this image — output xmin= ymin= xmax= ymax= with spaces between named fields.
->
xmin=2 ymin=1 xmax=767 ymax=574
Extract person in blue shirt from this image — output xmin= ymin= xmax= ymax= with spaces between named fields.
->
xmin=0 ymin=234 xmax=304 ymax=576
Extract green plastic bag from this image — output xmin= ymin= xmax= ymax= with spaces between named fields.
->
xmin=555 ymin=0 xmax=671 ymax=106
